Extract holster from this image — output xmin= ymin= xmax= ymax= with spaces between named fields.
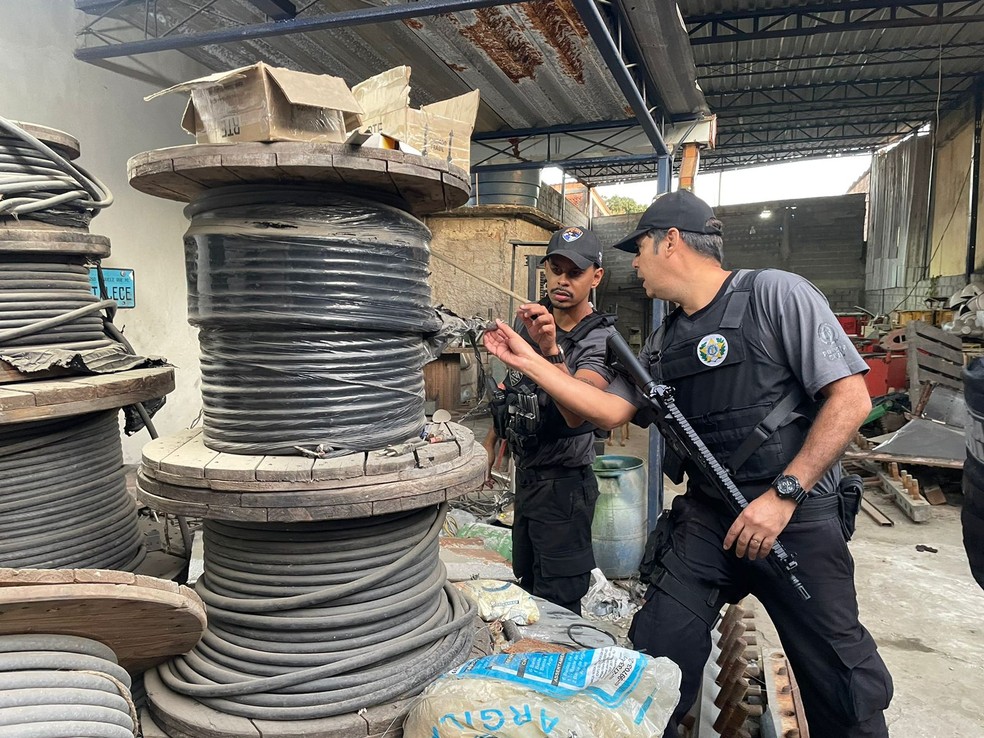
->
xmin=638 ymin=509 xmax=674 ymax=584
xmin=838 ymin=473 xmax=864 ymax=541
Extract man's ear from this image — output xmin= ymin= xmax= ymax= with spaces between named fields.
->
xmin=591 ymin=266 xmax=604 ymax=288
xmin=664 ymin=227 xmax=680 ymax=254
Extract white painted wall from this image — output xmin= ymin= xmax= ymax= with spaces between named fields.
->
xmin=1 ymin=0 xmax=212 ymax=461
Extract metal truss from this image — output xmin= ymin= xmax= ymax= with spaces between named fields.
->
xmin=717 ymin=105 xmax=940 ymax=129
xmin=701 ymin=145 xmax=882 ymax=171
xmin=716 ymin=120 xmax=925 ymax=148
xmin=697 ymin=41 xmax=984 ymax=82
xmin=685 ymin=1 xmax=984 ymax=45
xmin=706 ymin=71 xmax=976 ymax=109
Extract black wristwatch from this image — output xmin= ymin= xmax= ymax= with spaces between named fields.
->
xmin=773 ymin=473 xmax=808 ymax=504
xmin=546 ymin=346 xmax=566 ymax=364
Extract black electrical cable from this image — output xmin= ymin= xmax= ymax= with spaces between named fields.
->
xmin=0 ymin=258 xmax=115 ymax=352
xmin=182 ymin=185 xmax=440 ymax=455
xmin=0 ymin=116 xmax=113 ymax=228
xmin=198 ymin=328 xmax=427 ymax=454
xmin=156 ymin=504 xmax=476 ymax=720
xmin=0 ymin=411 xmax=145 ymax=571
xmin=0 ymin=634 xmax=135 ymax=738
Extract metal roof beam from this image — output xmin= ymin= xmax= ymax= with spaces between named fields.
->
xmin=571 ymin=0 xmax=670 ymax=156
xmin=75 ymin=0 xmax=525 ymax=60
xmin=717 ymin=120 xmax=924 ymax=141
xmin=686 ymin=1 xmax=984 ymax=45
xmin=472 ymin=119 xmax=639 ymax=141
xmin=472 ymin=152 xmax=663 ymax=173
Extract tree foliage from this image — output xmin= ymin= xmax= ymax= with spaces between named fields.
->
xmin=603 ymin=195 xmax=647 ymax=214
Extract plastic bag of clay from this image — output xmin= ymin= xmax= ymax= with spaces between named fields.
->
xmin=454 ymin=580 xmax=539 ymax=625
xmin=403 ymin=647 xmax=680 ymax=738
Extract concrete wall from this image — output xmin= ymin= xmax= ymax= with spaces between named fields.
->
xmin=1 ymin=1 xmax=211 ymax=462
xmin=426 ymin=208 xmax=555 ymax=321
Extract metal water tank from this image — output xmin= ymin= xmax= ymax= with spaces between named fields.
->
xmin=469 ymin=170 xmax=540 ymax=208
xmin=591 ymin=455 xmax=648 ymax=579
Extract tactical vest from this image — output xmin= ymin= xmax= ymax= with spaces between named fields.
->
xmin=495 ymin=304 xmax=617 ymax=456
xmin=652 ymin=270 xmax=817 ymax=484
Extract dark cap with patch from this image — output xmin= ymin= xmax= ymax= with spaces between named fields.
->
xmin=540 ymin=226 xmax=604 ymax=269
xmin=611 ymin=190 xmax=722 ymax=253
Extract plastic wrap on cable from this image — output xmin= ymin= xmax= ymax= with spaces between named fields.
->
xmin=198 ymin=327 xmax=427 ymax=455
xmin=184 ymin=186 xmax=440 ymax=333
xmin=424 ymin=305 xmax=491 ymax=363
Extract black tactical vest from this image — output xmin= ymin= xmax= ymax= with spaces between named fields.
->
xmin=652 ymin=270 xmax=817 ymax=484
xmin=497 ymin=304 xmax=617 ymax=454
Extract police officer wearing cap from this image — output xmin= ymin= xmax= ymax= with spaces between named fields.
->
xmin=483 ymin=191 xmax=893 ymax=737
xmin=488 ymin=225 xmax=618 ymax=615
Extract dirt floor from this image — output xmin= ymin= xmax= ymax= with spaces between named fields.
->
xmin=460 ymin=414 xmax=984 ymax=737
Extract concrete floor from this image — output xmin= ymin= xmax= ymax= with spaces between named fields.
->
xmin=464 ymin=415 xmax=984 ymax=736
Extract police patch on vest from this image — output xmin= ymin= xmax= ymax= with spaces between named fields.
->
xmin=697 ymin=333 xmax=729 ymax=366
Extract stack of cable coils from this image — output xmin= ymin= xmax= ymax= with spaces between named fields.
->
xmin=0 ymin=256 xmax=114 ymax=352
xmin=0 ymin=635 xmax=137 ymax=738
xmin=184 ymin=186 xmax=439 ymax=455
xmin=0 ymin=411 xmax=144 ymax=570
xmin=156 ymin=505 xmax=475 ymax=719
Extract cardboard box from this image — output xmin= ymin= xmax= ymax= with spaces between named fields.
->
xmin=147 ymin=63 xmax=363 ymax=144
xmin=353 ymin=66 xmax=479 ymax=171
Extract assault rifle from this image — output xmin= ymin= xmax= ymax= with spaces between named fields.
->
xmin=607 ymin=332 xmax=811 ymax=601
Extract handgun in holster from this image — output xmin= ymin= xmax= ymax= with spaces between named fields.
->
xmin=838 ymin=473 xmax=864 ymax=541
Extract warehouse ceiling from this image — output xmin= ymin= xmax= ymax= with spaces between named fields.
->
xmin=73 ymin=1 xmax=984 ymax=180
xmin=681 ymin=0 xmax=984 ymax=170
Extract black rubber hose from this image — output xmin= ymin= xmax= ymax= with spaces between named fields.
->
xmin=197 ymin=328 xmax=427 ymax=454
xmin=156 ymin=504 xmax=476 ymax=720
xmin=0 ymin=634 xmax=135 ymax=738
xmin=0 ymin=411 xmax=145 ymax=570
xmin=0 ymin=117 xmax=113 ymax=227
xmin=0 ymin=259 xmax=115 ymax=351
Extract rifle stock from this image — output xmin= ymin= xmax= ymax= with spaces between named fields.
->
xmin=607 ymin=332 xmax=810 ymax=600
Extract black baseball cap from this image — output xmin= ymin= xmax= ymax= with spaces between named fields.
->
xmin=611 ymin=190 xmax=722 ymax=253
xmin=540 ymin=226 xmax=604 ymax=269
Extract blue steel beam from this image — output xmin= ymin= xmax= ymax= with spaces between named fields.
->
xmin=472 ymin=119 xmax=639 ymax=141
xmin=75 ymin=0 xmax=525 ymax=60
xmin=571 ymin=0 xmax=669 ymax=157
xmin=472 ymin=152 xmax=663 ymax=173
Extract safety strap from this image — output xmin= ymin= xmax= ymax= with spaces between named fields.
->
xmin=726 ymin=390 xmax=805 ymax=474
xmin=651 ymin=549 xmax=721 ymax=627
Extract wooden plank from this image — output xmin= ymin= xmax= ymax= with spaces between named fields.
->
xmin=877 ymin=471 xmax=932 ymax=522
xmin=0 ymin=368 xmax=174 ymax=425
xmin=923 ymin=483 xmax=948 ymax=506
xmin=908 ymin=321 xmax=962 ymax=351
xmin=0 ymin=386 xmax=36 ymax=411
xmin=255 ymin=455 xmax=316 ymax=483
xmin=842 ymin=448 xmax=965 ymax=469
xmin=312 ymin=452 xmax=366 ymax=481
xmin=159 ymin=440 xmax=222 ymax=479
xmin=142 ymin=428 xmax=203 ymax=470
xmin=205 ymin=452 xmax=265 ymax=482
xmin=0 ymin=359 xmax=71 ymax=385
xmin=861 ymin=497 xmax=894 ymax=526
xmin=914 ymin=352 xmax=964 ymax=381
xmin=145 ymin=669 xmax=262 ymax=738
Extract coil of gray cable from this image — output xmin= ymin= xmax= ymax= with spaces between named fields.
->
xmin=0 ymin=634 xmax=135 ymax=738
xmin=198 ymin=328 xmax=427 ymax=454
xmin=182 ymin=185 xmax=440 ymax=455
xmin=157 ymin=504 xmax=475 ymax=720
xmin=0 ymin=258 xmax=114 ymax=352
xmin=0 ymin=411 xmax=144 ymax=570
xmin=0 ymin=117 xmax=112 ymax=227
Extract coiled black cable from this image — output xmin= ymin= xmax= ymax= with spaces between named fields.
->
xmin=157 ymin=504 xmax=475 ymax=720
xmin=198 ymin=328 xmax=427 ymax=455
xmin=0 ymin=117 xmax=112 ymax=228
xmin=0 ymin=634 xmax=135 ymax=738
xmin=0 ymin=257 xmax=114 ymax=352
xmin=0 ymin=411 xmax=145 ymax=570
xmin=183 ymin=185 xmax=440 ymax=455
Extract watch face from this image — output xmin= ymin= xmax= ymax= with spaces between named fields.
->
xmin=776 ymin=476 xmax=797 ymax=497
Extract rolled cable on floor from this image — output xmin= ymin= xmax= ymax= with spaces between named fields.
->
xmin=0 ymin=634 xmax=136 ymax=738
xmin=0 ymin=411 xmax=145 ymax=571
xmin=157 ymin=504 xmax=476 ymax=720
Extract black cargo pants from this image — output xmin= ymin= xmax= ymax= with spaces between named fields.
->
xmin=512 ymin=465 xmax=599 ymax=614
xmin=629 ymin=493 xmax=893 ymax=738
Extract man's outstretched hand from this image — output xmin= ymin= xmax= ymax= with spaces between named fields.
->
xmin=483 ymin=319 xmax=538 ymax=372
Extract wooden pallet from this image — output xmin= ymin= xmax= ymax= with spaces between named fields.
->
xmin=906 ymin=320 xmax=964 ymax=402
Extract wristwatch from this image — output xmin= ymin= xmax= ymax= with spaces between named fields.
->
xmin=773 ymin=473 xmax=808 ymax=504
xmin=546 ymin=346 xmax=566 ymax=364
